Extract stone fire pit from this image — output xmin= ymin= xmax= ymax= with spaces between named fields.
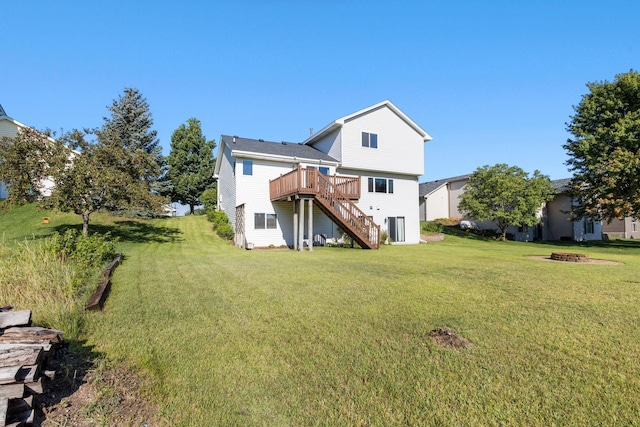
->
xmin=550 ymin=252 xmax=590 ymax=262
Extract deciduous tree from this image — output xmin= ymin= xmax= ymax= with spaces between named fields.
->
xmin=43 ymin=129 xmax=165 ymax=235
xmin=564 ymin=70 xmax=640 ymax=221
xmin=458 ymin=164 xmax=556 ymax=240
xmin=0 ymin=127 xmax=62 ymax=205
xmin=165 ymin=118 xmax=216 ymax=214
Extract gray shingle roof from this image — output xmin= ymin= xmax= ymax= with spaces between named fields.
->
xmin=419 ymin=174 xmax=470 ymax=197
xmin=551 ymin=178 xmax=572 ymax=193
xmin=0 ymin=104 xmax=6 ymax=117
xmin=221 ymin=135 xmax=337 ymax=163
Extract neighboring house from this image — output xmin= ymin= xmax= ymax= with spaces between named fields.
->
xmin=419 ymin=174 xmax=469 ymax=221
xmin=419 ymin=175 xmax=602 ymax=242
xmin=0 ymin=104 xmax=56 ymax=199
xmin=215 ymin=100 xmax=432 ymax=249
xmin=602 ymin=217 xmax=640 ymax=239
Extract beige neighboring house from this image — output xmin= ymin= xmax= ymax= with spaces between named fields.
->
xmin=602 ymin=217 xmax=640 ymax=239
xmin=0 ymin=103 xmax=56 ymax=199
xmin=420 ymin=175 xmax=603 ymax=242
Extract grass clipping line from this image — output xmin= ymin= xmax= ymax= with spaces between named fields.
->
xmin=429 ymin=327 xmax=473 ymax=349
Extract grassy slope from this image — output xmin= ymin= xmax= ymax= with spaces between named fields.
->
xmin=84 ymin=216 xmax=640 ymax=426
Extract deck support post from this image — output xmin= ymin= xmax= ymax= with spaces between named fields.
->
xmin=293 ymin=199 xmax=298 ymax=251
xmin=298 ymin=198 xmax=305 ymax=251
xmin=308 ymin=198 xmax=313 ymax=252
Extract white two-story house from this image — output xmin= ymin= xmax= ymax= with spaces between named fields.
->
xmin=215 ymin=100 xmax=432 ymax=249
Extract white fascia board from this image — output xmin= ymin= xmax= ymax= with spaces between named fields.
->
xmin=231 ymin=149 xmax=339 ymax=166
xmin=304 ymin=100 xmax=432 ymax=144
xmin=213 ymin=138 xmax=226 ymax=175
xmin=302 ymin=121 xmax=342 ymax=145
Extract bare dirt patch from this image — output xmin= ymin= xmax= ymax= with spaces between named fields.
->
xmin=420 ymin=233 xmax=445 ymax=242
xmin=429 ymin=327 xmax=473 ymax=349
xmin=526 ymin=255 xmax=622 ymax=265
xmin=36 ymin=344 xmax=158 ymax=426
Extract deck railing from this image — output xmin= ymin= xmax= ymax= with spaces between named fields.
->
xmin=270 ymin=169 xmax=360 ymax=201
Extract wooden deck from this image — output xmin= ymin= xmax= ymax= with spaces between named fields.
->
xmin=270 ymin=169 xmax=360 ymax=201
xmin=270 ymin=169 xmax=379 ymax=249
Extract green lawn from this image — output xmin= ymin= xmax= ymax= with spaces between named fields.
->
xmin=77 ymin=215 xmax=640 ymax=426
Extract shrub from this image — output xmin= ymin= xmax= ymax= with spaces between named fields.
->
xmin=206 ymin=210 xmax=234 ymax=240
xmin=0 ymin=232 xmax=116 ymax=340
xmin=200 ymin=188 xmax=217 ymax=212
xmin=421 ymin=221 xmax=444 ymax=234
xmin=216 ymin=222 xmax=234 ymax=241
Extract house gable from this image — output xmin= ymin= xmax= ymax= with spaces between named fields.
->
xmin=304 ymin=101 xmax=431 ymax=177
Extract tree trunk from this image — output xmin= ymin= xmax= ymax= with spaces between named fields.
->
xmin=82 ymin=212 xmax=90 ymax=236
xmin=189 ymin=204 xmax=195 ymax=215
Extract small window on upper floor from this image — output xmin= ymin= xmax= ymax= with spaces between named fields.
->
xmin=319 ymin=166 xmax=330 ymax=175
xmin=243 ymin=160 xmax=253 ymax=175
xmin=362 ymin=132 xmax=378 ymax=148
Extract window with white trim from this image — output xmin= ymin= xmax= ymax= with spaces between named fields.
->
xmin=361 ymin=132 xmax=378 ymax=148
xmin=255 ymin=213 xmax=277 ymax=229
xmin=243 ymin=160 xmax=253 ymax=175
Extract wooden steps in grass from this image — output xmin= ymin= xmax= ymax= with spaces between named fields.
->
xmin=0 ymin=308 xmax=63 ymax=427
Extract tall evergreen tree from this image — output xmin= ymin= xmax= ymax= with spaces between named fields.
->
xmin=96 ymin=88 xmax=166 ymax=215
xmin=99 ymin=87 xmax=165 ymax=176
xmin=165 ymin=118 xmax=216 ymax=214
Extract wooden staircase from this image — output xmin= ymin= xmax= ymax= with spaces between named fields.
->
xmin=270 ymin=169 xmax=380 ymax=249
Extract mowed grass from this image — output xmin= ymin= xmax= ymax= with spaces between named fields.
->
xmin=81 ymin=216 xmax=640 ymax=426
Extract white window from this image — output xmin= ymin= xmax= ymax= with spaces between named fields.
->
xmin=361 ymin=132 xmax=378 ymax=148
xmin=255 ymin=213 xmax=277 ymax=229
xmin=243 ymin=160 xmax=253 ymax=175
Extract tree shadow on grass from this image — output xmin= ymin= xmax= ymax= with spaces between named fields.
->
xmin=441 ymin=226 xmax=500 ymax=242
xmin=35 ymin=340 xmax=105 ymax=425
xmin=52 ymin=219 xmax=183 ymax=244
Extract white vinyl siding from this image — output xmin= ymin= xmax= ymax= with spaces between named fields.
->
xmin=423 ymin=185 xmax=449 ymax=221
xmin=340 ymin=167 xmax=420 ymax=244
xmin=340 ymin=105 xmax=424 ymax=176
xmin=217 ymin=143 xmax=238 ymax=228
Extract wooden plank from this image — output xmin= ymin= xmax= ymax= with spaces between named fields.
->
xmin=7 ymin=396 xmax=34 ymax=425
xmin=0 ymin=346 xmax=42 ymax=368
xmin=0 ymin=367 xmax=20 ymax=385
xmin=86 ymin=253 xmax=122 ymax=311
xmin=24 ymin=378 xmax=42 ymax=394
xmin=15 ymin=366 xmax=38 ymax=384
xmin=0 ymin=343 xmax=52 ymax=353
xmin=0 ymin=311 xmax=31 ymax=329
xmin=0 ymin=383 xmax=23 ymax=399
xmin=0 ymin=398 xmax=7 ymax=426
xmin=85 ymin=279 xmax=111 ymax=311
xmin=0 ymin=326 xmax=63 ymax=343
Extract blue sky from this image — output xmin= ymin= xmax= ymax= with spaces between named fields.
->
xmin=3 ymin=1 xmax=639 ymax=183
